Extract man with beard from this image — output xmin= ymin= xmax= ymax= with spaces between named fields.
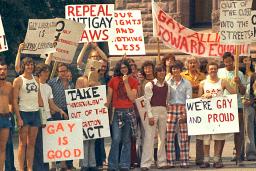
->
xmin=0 ymin=60 xmax=13 ymax=171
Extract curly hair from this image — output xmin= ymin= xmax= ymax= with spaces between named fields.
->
xmin=113 ymin=59 xmax=132 ymax=77
xmin=140 ymin=61 xmax=154 ymax=78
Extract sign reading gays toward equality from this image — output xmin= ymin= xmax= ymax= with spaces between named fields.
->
xmin=186 ymin=94 xmax=239 ymax=136
xmin=43 ymin=119 xmax=83 ymax=162
xmin=65 ymin=85 xmax=110 ymax=140
xmin=152 ymin=2 xmax=250 ymax=57
xmin=65 ymin=4 xmax=114 ymax=42
xmin=220 ymin=1 xmax=252 ymax=44
xmin=0 ymin=16 xmax=8 ymax=52
xmin=108 ymin=10 xmax=146 ymax=55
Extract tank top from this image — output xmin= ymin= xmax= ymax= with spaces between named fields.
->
xmin=203 ymin=79 xmax=223 ymax=97
xmin=19 ymin=75 xmax=39 ymax=111
xmin=150 ymin=82 xmax=168 ymax=107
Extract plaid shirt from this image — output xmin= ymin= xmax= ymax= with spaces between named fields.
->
xmin=48 ymin=77 xmax=74 ymax=110
xmin=116 ymin=108 xmax=137 ymax=137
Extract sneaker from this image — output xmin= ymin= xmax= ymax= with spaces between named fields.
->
xmin=199 ymin=162 xmax=210 ymax=168
xmin=213 ymin=162 xmax=224 ymax=168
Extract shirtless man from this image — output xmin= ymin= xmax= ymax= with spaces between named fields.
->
xmin=0 ymin=60 xmax=13 ymax=171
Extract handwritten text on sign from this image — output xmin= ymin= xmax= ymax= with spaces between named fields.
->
xmin=0 ymin=16 xmax=8 ymax=52
xmin=23 ymin=19 xmax=56 ymax=54
xmin=108 ymin=10 xmax=146 ymax=55
xmin=65 ymin=85 xmax=110 ymax=140
xmin=51 ymin=18 xmax=85 ymax=64
xmin=220 ymin=1 xmax=251 ymax=44
xmin=42 ymin=120 xmax=84 ymax=162
xmin=135 ymin=97 xmax=147 ymax=128
xmin=186 ymin=94 xmax=239 ymax=135
xmin=152 ymin=2 xmax=250 ymax=57
xmin=65 ymin=4 xmax=114 ymax=42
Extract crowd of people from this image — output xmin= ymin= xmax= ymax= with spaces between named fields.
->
xmin=0 ymin=43 xmax=256 ymax=171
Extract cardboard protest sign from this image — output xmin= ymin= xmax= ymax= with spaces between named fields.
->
xmin=42 ymin=119 xmax=84 ymax=162
xmin=23 ymin=19 xmax=56 ymax=54
xmin=186 ymin=94 xmax=239 ymax=136
xmin=135 ymin=96 xmax=148 ymax=128
xmin=65 ymin=85 xmax=110 ymax=140
xmin=65 ymin=4 xmax=114 ymax=42
xmin=108 ymin=10 xmax=146 ymax=55
xmin=251 ymin=10 xmax=256 ymax=41
xmin=50 ymin=18 xmax=85 ymax=64
xmin=220 ymin=1 xmax=252 ymax=44
xmin=0 ymin=16 xmax=8 ymax=52
xmin=152 ymin=2 xmax=250 ymax=57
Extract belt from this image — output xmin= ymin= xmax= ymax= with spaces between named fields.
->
xmin=0 ymin=113 xmax=11 ymax=118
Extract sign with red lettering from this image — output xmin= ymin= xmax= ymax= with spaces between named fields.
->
xmin=23 ymin=19 xmax=56 ymax=54
xmin=42 ymin=119 xmax=83 ymax=162
xmin=51 ymin=18 xmax=85 ymax=64
xmin=65 ymin=85 xmax=110 ymax=140
xmin=65 ymin=4 xmax=114 ymax=42
xmin=0 ymin=16 xmax=8 ymax=52
xmin=186 ymin=94 xmax=239 ymax=135
xmin=220 ymin=1 xmax=251 ymax=44
xmin=152 ymin=2 xmax=250 ymax=57
xmin=135 ymin=96 xmax=147 ymax=128
xmin=108 ymin=10 xmax=146 ymax=55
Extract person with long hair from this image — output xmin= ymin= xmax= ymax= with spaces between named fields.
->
xmin=106 ymin=59 xmax=138 ymax=171
xmin=13 ymin=57 xmax=43 ymax=171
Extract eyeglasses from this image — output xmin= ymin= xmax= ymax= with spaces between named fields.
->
xmin=121 ymin=66 xmax=128 ymax=69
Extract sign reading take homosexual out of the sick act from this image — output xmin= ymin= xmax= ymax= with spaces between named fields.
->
xmin=152 ymin=2 xmax=250 ymax=57
xmin=23 ymin=19 xmax=56 ymax=54
xmin=220 ymin=1 xmax=251 ymax=44
xmin=51 ymin=18 xmax=84 ymax=64
xmin=65 ymin=4 xmax=114 ymax=42
xmin=65 ymin=85 xmax=110 ymax=140
xmin=108 ymin=10 xmax=146 ymax=55
xmin=42 ymin=120 xmax=84 ymax=162
xmin=0 ymin=16 xmax=8 ymax=52
xmin=186 ymin=94 xmax=239 ymax=136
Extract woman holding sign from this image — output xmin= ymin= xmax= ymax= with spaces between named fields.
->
xmin=13 ymin=57 xmax=43 ymax=171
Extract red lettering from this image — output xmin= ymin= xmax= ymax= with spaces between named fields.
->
xmin=47 ymin=125 xmax=55 ymax=134
xmin=67 ymin=6 xmax=75 ymax=16
xmin=74 ymin=149 xmax=81 ymax=157
xmin=75 ymin=5 xmax=82 ymax=16
xmin=63 ymin=150 xmax=71 ymax=158
xmin=213 ymin=114 xmax=218 ymax=122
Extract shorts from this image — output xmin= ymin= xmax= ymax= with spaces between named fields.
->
xmin=20 ymin=111 xmax=41 ymax=127
xmin=0 ymin=113 xmax=12 ymax=128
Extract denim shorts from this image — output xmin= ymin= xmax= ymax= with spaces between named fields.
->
xmin=20 ymin=111 xmax=41 ymax=127
xmin=0 ymin=113 xmax=12 ymax=128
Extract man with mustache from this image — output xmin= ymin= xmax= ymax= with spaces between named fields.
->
xmin=0 ymin=60 xmax=13 ymax=171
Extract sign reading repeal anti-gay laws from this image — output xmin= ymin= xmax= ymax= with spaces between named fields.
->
xmin=23 ymin=19 xmax=57 ymax=54
xmin=65 ymin=85 xmax=110 ymax=140
xmin=0 ymin=16 xmax=8 ymax=52
xmin=220 ymin=1 xmax=251 ymax=44
xmin=152 ymin=2 xmax=250 ymax=57
xmin=186 ymin=94 xmax=239 ymax=136
xmin=108 ymin=10 xmax=146 ymax=55
xmin=42 ymin=120 xmax=84 ymax=162
xmin=65 ymin=4 xmax=114 ymax=42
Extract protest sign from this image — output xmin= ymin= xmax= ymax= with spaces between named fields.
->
xmin=135 ymin=96 xmax=148 ymax=128
xmin=152 ymin=2 xmax=250 ymax=57
xmin=50 ymin=18 xmax=85 ymax=64
xmin=0 ymin=16 xmax=8 ymax=52
xmin=23 ymin=19 xmax=56 ymax=54
xmin=186 ymin=94 xmax=239 ymax=136
xmin=251 ymin=10 xmax=256 ymax=41
xmin=108 ymin=10 xmax=146 ymax=55
xmin=42 ymin=119 xmax=84 ymax=162
xmin=220 ymin=1 xmax=251 ymax=44
xmin=65 ymin=85 xmax=110 ymax=140
xmin=65 ymin=4 xmax=114 ymax=42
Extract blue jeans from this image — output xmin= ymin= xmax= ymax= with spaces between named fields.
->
xmin=95 ymin=138 xmax=106 ymax=166
xmin=5 ymin=114 xmax=16 ymax=171
xmin=108 ymin=109 xmax=132 ymax=170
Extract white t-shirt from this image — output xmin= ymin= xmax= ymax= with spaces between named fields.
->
xmin=40 ymin=83 xmax=53 ymax=119
xmin=218 ymin=68 xmax=246 ymax=108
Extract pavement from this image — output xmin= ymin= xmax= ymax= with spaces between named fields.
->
xmin=11 ymin=134 xmax=256 ymax=171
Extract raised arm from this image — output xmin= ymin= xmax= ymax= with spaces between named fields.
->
xmin=15 ymin=43 xmax=24 ymax=73
xmin=77 ymin=43 xmax=89 ymax=68
xmin=123 ymin=75 xmax=137 ymax=102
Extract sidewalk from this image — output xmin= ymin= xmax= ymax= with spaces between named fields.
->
xmin=12 ymin=133 xmax=256 ymax=170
